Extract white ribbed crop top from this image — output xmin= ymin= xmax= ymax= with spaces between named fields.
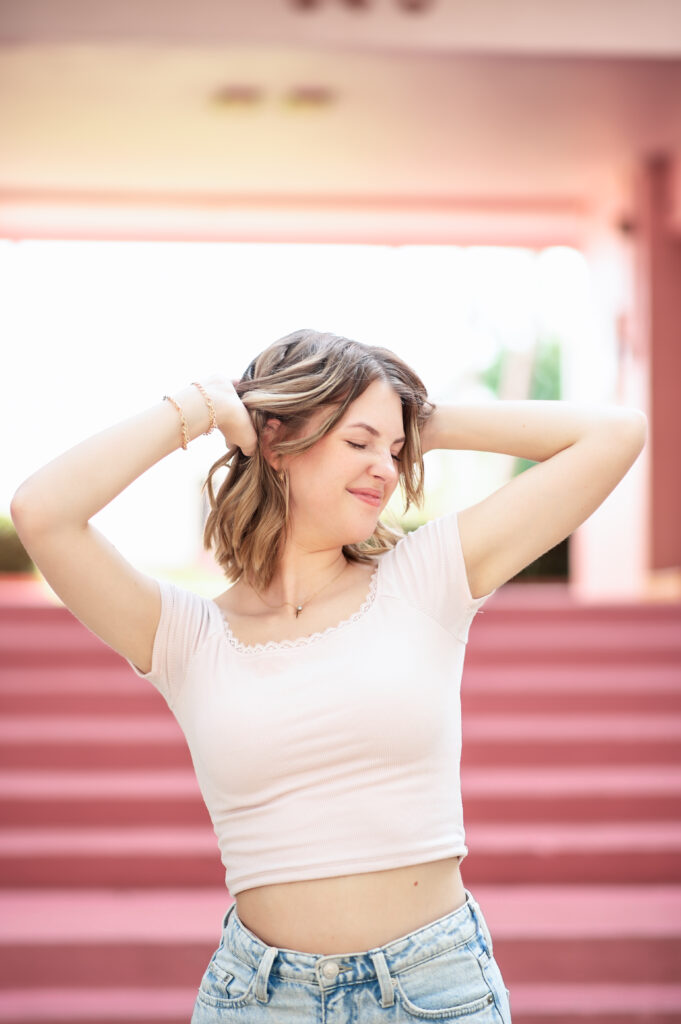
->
xmin=125 ymin=509 xmax=496 ymax=896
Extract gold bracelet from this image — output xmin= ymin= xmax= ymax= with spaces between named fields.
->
xmin=163 ymin=394 xmax=189 ymax=450
xmin=190 ymin=381 xmax=218 ymax=435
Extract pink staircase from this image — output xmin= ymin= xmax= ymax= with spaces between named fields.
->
xmin=1 ymin=580 xmax=680 ymax=1023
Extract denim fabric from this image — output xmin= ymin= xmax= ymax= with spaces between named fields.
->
xmin=191 ymin=887 xmax=512 ymax=1023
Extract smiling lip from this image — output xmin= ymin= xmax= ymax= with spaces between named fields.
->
xmin=348 ymin=489 xmax=382 ymax=507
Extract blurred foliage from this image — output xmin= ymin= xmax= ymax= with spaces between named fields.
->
xmin=0 ymin=516 xmax=35 ymax=573
xmin=479 ymin=333 xmax=561 ymax=404
xmin=478 ymin=351 xmax=504 ymax=396
xmin=512 ymin=334 xmax=562 ymax=477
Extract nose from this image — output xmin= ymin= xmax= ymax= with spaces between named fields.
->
xmin=370 ymin=448 xmax=399 ymax=482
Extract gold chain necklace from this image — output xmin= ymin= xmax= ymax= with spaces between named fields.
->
xmin=252 ymin=560 xmax=349 ymax=618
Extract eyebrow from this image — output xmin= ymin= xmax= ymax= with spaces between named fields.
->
xmin=346 ymin=422 xmax=406 ymax=445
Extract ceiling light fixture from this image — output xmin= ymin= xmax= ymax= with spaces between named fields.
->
xmin=211 ymin=85 xmax=264 ymax=108
xmin=283 ymin=86 xmax=336 ymax=109
xmin=288 ymin=0 xmax=435 ymax=10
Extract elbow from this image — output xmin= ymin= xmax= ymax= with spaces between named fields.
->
xmin=10 ymin=485 xmax=44 ymax=536
xmin=627 ymin=409 xmax=648 ymax=451
xmin=10 ymin=488 xmax=29 ymax=528
xmin=612 ymin=408 xmax=648 ymax=460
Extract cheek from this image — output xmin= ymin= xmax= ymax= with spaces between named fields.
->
xmin=289 ymin=453 xmax=344 ymax=504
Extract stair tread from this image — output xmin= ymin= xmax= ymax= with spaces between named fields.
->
xmin=0 ymin=889 xmax=228 ymax=941
xmin=1 ymin=983 xmax=681 ymax=1021
xmin=467 ymin=821 xmax=681 ymax=850
xmin=0 ymin=988 xmax=194 ymax=1021
xmin=1 ymin=884 xmax=680 ymax=941
xmin=3 ymin=713 xmax=681 ymax=742
xmin=462 ymin=765 xmax=681 ymax=793
xmin=2 ymin=821 xmax=681 ymax=854
xmin=503 ymin=983 xmax=681 ymax=1013
xmin=0 ymin=770 xmax=202 ymax=797
xmin=5 ymin=663 xmax=680 ymax=694
xmin=3 ymin=765 xmax=681 ymax=797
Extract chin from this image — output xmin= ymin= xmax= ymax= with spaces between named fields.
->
xmin=345 ymin=523 xmax=379 ymax=546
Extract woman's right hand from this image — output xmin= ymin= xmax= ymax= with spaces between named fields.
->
xmin=200 ymin=374 xmax=259 ymax=456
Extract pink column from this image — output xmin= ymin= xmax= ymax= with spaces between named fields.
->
xmin=633 ymin=154 xmax=681 ymax=577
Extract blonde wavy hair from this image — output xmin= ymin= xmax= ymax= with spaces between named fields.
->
xmin=202 ymin=328 xmax=435 ymax=590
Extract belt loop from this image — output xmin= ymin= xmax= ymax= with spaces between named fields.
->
xmin=223 ymin=902 xmax=236 ymax=930
xmin=254 ymin=944 xmax=278 ymax=1003
xmin=369 ymin=950 xmax=395 ymax=1007
xmin=466 ymin=890 xmax=494 ymax=957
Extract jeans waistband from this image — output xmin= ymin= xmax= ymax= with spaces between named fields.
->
xmin=222 ymin=886 xmax=494 ymax=1002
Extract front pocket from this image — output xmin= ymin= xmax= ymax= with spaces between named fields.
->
xmin=393 ymin=940 xmax=498 ymax=1020
xmin=196 ymin=951 xmax=258 ymax=1010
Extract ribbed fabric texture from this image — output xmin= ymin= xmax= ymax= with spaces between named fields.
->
xmin=126 ymin=509 xmax=496 ymax=896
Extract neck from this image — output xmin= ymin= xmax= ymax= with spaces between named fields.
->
xmin=256 ymin=543 xmax=348 ymax=613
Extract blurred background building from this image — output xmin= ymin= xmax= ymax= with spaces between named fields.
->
xmin=1 ymin=0 xmax=680 ymax=599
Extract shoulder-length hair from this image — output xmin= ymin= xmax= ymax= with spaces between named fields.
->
xmin=202 ymin=328 xmax=435 ymax=590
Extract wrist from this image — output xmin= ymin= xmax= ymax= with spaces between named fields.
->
xmin=171 ymin=384 xmax=214 ymax=444
xmin=420 ymin=407 xmax=440 ymax=455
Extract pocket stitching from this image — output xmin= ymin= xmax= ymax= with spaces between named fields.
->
xmin=393 ymin=977 xmax=495 ymax=1021
xmin=197 ymin=957 xmax=258 ymax=1009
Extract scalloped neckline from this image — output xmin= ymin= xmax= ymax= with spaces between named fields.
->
xmin=214 ymin=561 xmax=380 ymax=655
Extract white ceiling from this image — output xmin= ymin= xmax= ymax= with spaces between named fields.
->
xmin=1 ymin=0 xmax=680 ymax=239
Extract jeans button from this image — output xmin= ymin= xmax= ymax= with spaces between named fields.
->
xmin=322 ymin=961 xmax=339 ymax=980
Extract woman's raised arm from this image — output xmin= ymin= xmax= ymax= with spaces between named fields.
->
xmin=10 ymin=376 xmax=257 ymax=674
xmin=420 ymin=399 xmax=647 ymax=600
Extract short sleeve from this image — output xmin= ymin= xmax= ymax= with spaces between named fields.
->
xmin=383 ymin=509 xmax=497 ymax=644
xmin=124 ymin=578 xmax=213 ymax=707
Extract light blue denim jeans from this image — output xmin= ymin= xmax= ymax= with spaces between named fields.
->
xmin=191 ymin=887 xmax=512 ymax=1023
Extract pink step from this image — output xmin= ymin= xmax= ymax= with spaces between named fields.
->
xmin=3 ymin=663 xmax=680 ymax=717
xmin=0 ymin=715 xmax=193 ymax=770
xmin=462 ymin=822 xmax=681 ymax=884
xmin=0 ymin=770 xmax=210 ymax=826
xmin=0 ymin=826 xmax=225 ymax=887
xmin=464 ymin=662 xmax=681 ymax=694
xmin=0 ymin=618 xmax=118 ymax=667
xmin=0 ymin=665 xmax=164 ymax=716
xmin=0 ymin=988 xmax=195 ymax=1023
xmin=0 ymin=888 xmax=228 ymax=989
xmin=3 ymin=603 xmax=680 ymax=669
xmin=1 ymin=887 xmax=680 ymax=1006
xmin=3 ymin=766 xmax=680 ymax=827
xmin=2 ymin=586 xmax=679 ymax=1020
xmin=503 ymin=983 xmax=681 ymax=1023
xmin=2 ymin=984 xmax=681 ymax=1024
xmin=1 ymin=886 xmax=680 ymax=984
xmin=461 ymin=765 xmax=681 ymax=822
xmin=1 ymin=823 xmax=680 ymax=887
xmin=3 ymin=712 xmax=680 ymax=770
xmin=461 ymin=712 xmax=681 ymax=766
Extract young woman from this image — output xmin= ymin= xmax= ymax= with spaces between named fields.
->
xmin=11 ymin=328 xmax=647 ymax=1023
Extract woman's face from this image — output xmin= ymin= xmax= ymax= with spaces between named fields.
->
xmin=278 ymin=379 xmax=406 ymax=550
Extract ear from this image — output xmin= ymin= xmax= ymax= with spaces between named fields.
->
xmin=262 ymin=417 xmax=284 ymax=471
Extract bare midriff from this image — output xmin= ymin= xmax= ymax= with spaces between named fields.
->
xmin=234 ymin=855 xmax=467 ymax=956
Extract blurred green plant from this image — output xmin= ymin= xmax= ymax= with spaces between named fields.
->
xmin=0 ymin=515 xmax=35 ymax=573
xmin=478 ymin=351 xmax=504 ymax=396
xmin=513 ymin=334 xmax=562 ymax=476
xmin=479 ymin=333 xmax=562 ymax=476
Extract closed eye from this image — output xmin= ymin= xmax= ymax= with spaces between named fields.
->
xmin=347 ymin=441 xmax=401 ymax=463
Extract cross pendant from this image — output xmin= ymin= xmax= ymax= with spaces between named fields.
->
xmin=295 ymin=606 xmax=303 ymax=618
